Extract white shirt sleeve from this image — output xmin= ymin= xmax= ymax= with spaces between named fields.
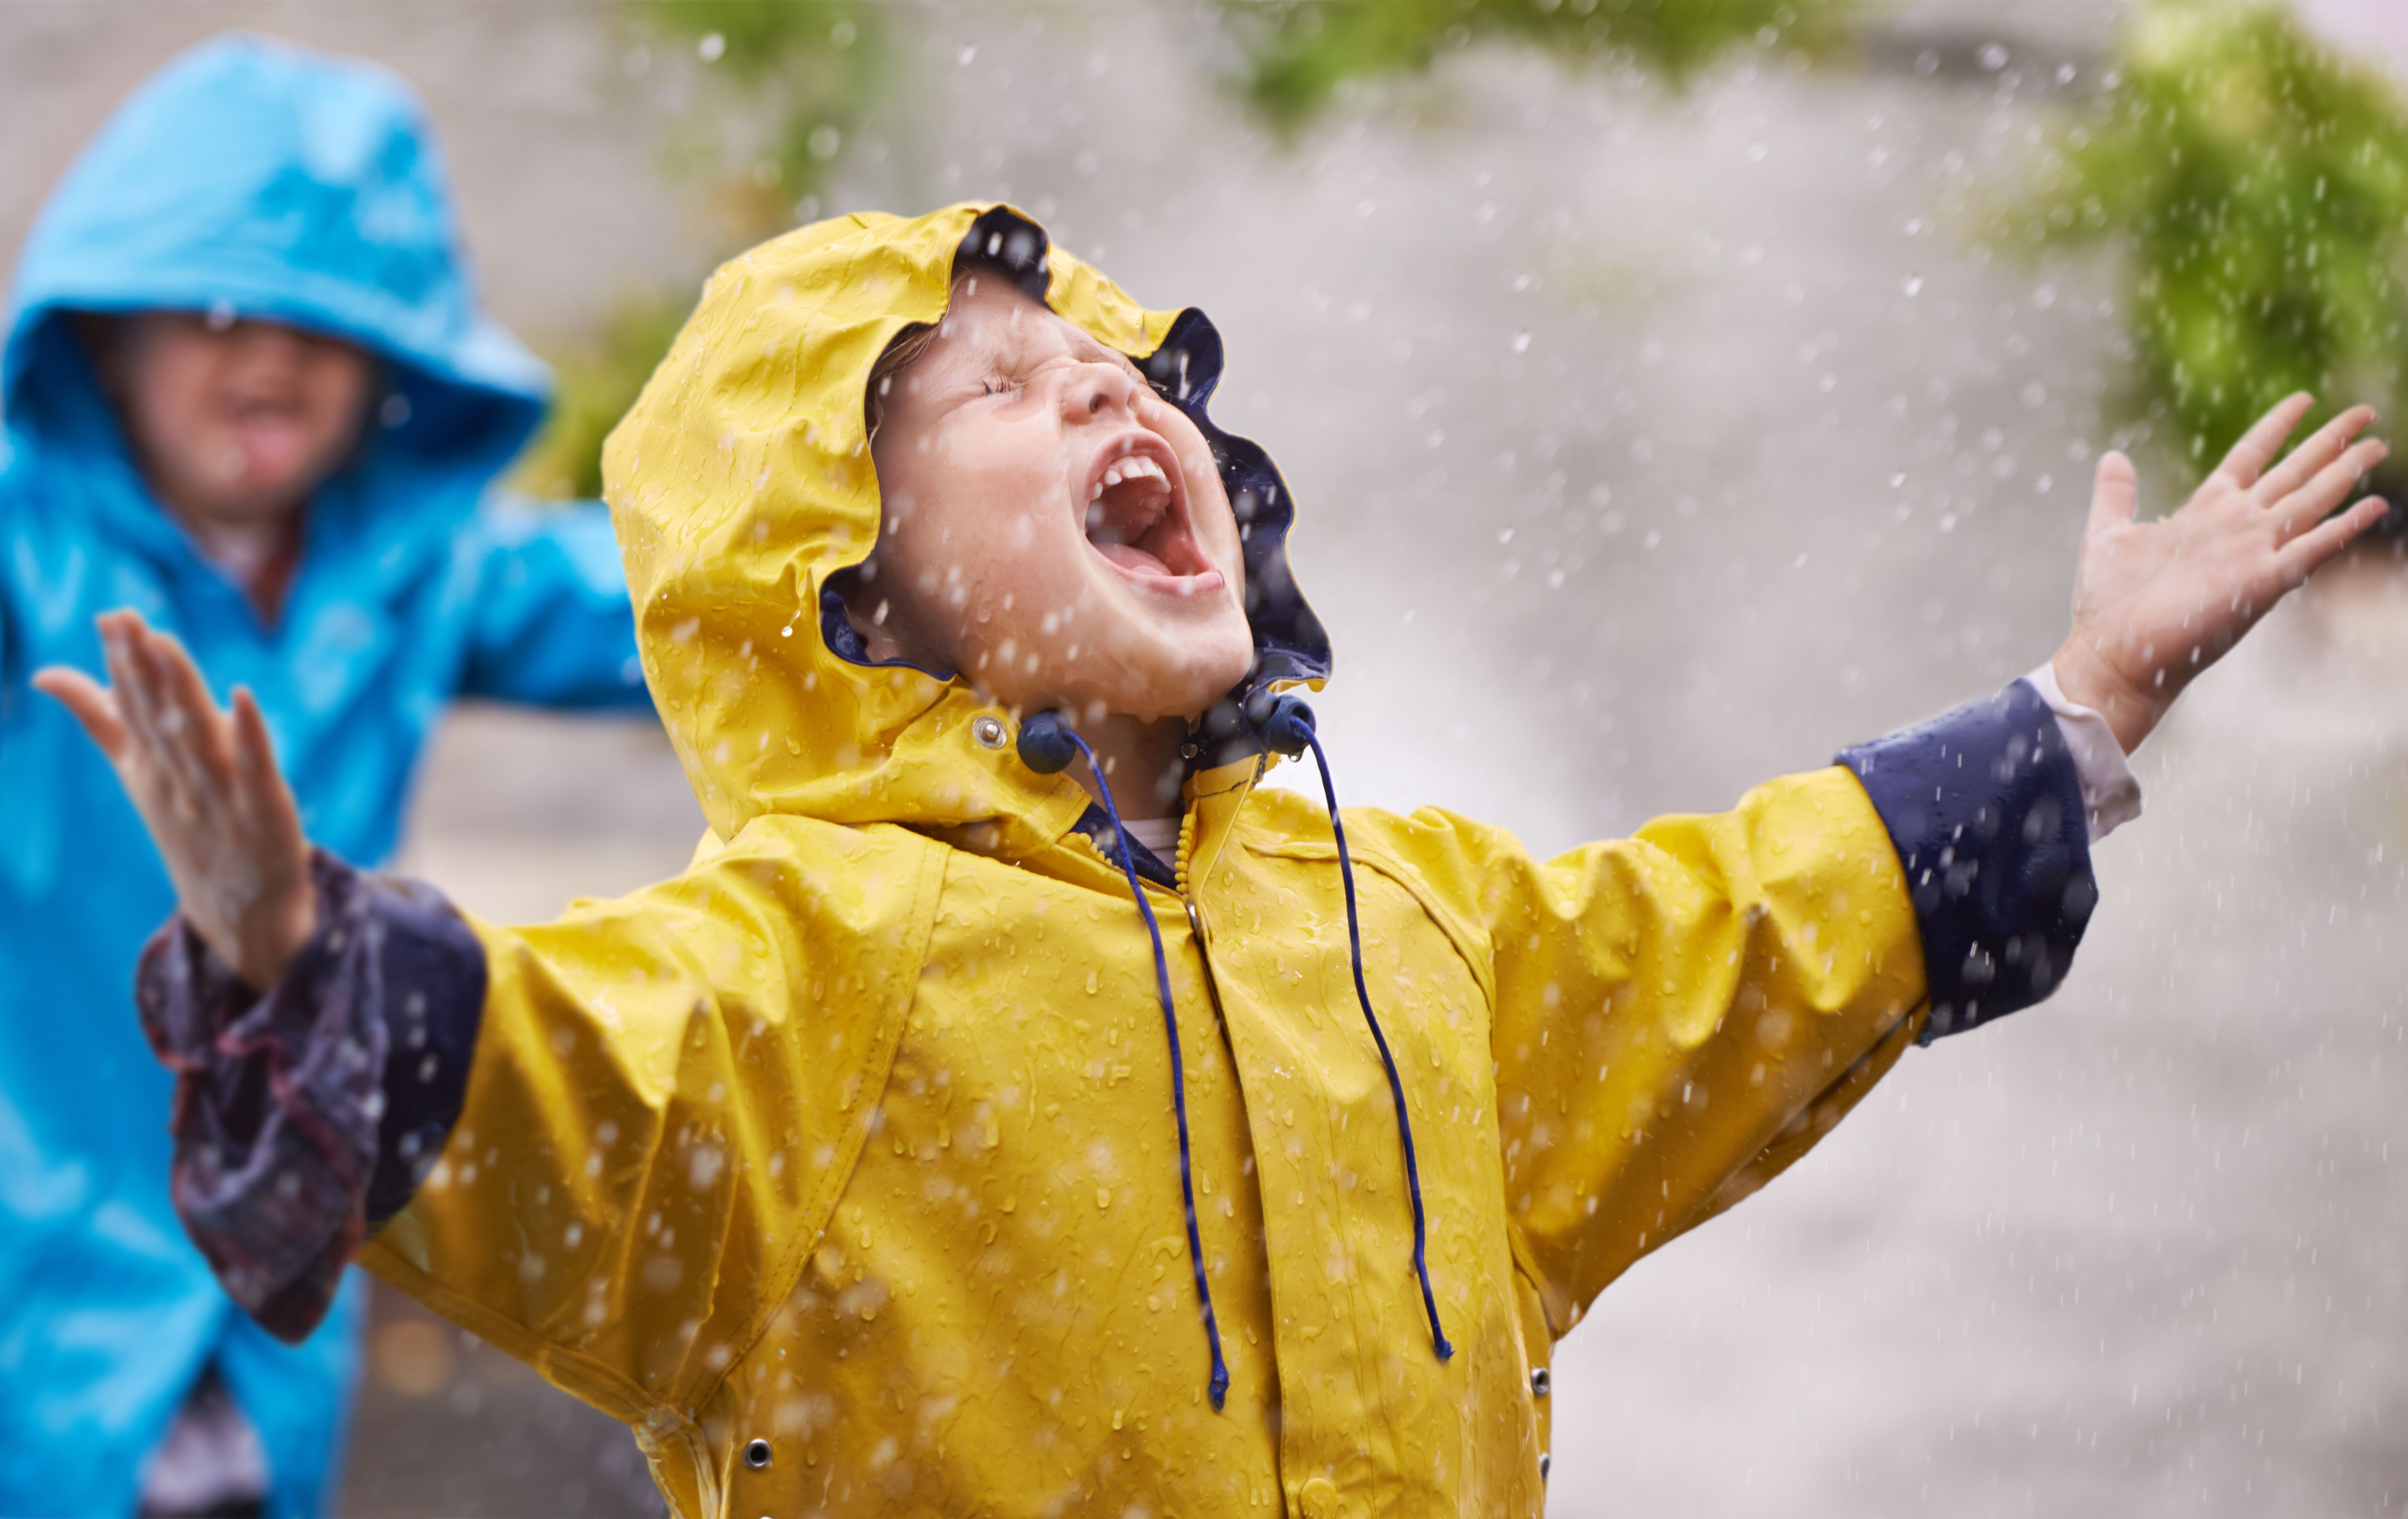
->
xmin=2022 ymin=662 xmax=2143 ymax=843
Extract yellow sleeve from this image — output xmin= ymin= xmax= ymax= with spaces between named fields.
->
xmin=356 ymin=818 xmax=944 ymax=1445
xmin=1402 ymin=765 xmax=1926 ymax=1337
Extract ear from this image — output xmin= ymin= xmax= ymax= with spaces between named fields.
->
xmin=842 ymin=558 xmax=913 ymax=664
xmin=858 ymin=619 xmax=909 ymax=664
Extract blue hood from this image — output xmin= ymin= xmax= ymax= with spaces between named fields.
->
xmin=2 ymin=32 xmax=549 ymax=487
xmin=0 ymin=36 xmax=652 ymax=1519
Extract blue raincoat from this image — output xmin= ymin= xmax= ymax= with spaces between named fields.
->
xmin=0 ymin=35 xmax=651 ymax=1517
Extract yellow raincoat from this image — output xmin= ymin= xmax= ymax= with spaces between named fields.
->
xmin=358 ymin=204 xmax=1930 ymax=1517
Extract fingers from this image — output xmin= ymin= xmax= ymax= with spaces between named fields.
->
xmin=229 ymin=686 xmax=307 ymax=859
xmin=2256 ymin=404 xmax=2376 ymax=505
xmin=98 ymin=611 xmax=232 ymax=812
xmin=99 ymin=614 xmax=172 ymax=771
xmin=30 ymin=667 xmax=131 ymax=761
xmin=2086 ymin=451 xmax=2140 ymax=538
xmin=2213 ymin=392 xmax=2315 ymax=489
xmin=2271 ymin=437 xmax=2389 ymax=543
xmin=230 ymin=685 xmax=277 ymax=777
xmin=139 ymin=622 xmax=239 ymax=790
xmin=2277 ymin=495 xmax=2391 ymax=583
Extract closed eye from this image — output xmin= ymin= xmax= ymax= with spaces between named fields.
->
xmin=981 ymin=375 xmax=1021 ymax=398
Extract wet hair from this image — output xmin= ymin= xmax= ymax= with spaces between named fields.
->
xmin=863 ymin=317 xmax=940 ymax=446
xmin=862 ymin=255 xmax=1036 ymax=445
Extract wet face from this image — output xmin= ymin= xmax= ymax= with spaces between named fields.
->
xmin=100 ymin=311 xmax=375 ymax=529
xmin=860 ymin=274 xmax=1255 ymax=722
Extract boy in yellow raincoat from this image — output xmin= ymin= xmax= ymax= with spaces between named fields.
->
xmin=43 ymin=204 xmax=2391 ymax=1516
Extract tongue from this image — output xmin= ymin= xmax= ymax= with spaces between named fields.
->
xmin=225 ymin=412 xmax=311 ymax=486
xmin=1097 ymin=542 xmax=1172 ymax=576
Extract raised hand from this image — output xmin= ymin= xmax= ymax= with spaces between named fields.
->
xmin=35 ymin=610 xmax=316 ymax=990
xmin=2052 ymin=394 xmax=2391 ymax=753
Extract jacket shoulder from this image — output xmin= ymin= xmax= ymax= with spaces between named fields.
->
xmin=1236 ymin=786 xmax=1507 ymax=968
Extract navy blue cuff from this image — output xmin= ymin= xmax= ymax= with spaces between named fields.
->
xmin=356 ymin=867 xmax=487 ymax=1226
xmin=136 ymin=852 xmax=486 ymax=1341
xmin=1838 ymin=678 xmax=2097 ymax=1041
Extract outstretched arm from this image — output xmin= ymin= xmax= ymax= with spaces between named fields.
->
xmin=38 ymin=613 xmax=484 ymax=1337
xmin=34 ymin=609 xmax=315 ymax=988
xmin=2052 ymin=394 xmax=2389 ymax=752
xmin=458 ymin=501 xmax=652 ymax=711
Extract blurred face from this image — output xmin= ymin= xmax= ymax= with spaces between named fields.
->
xmin=102 ymin=311 xmax=375 ymax=528
xmin=862 ymin=275 xmax=1254 ymax=721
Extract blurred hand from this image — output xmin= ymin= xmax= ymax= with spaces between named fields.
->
xmin=34 ymin=610 xmax=315 ymax=990
xmin=2054 ymin=394 xmax=2390 ymax=753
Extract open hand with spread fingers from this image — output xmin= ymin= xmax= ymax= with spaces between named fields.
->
xmin=34 ymin=609 xmax=316 ymax=990
xmin=2052 ymin=394 xmax=2392 ymax=754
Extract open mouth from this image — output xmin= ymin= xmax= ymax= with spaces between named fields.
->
xmin=218 ymin=392 xmax=315 ymax=482
xmin=1082 ymin=432 xmax=1220 ymax=593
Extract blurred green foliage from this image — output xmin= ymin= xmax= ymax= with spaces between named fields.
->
xmin=1225 ymin=0 xmax=1857 ymax=129
xmin=514 ymin=0 xmax=889 ymax=500
xmin=2027 ymin=0 xmax=2408 ymax=465
xmin=511 ymin=294 xmax=697 ymax=502
xmin=642 ymin=0 xmax=890 ymax=242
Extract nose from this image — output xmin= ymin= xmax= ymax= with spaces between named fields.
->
xmin=1061 ymin=358 xmax=1138 ymax=424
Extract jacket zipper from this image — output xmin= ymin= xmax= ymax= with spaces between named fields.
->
xmin=1172 ymin=811 xmax=1239 ymax=1050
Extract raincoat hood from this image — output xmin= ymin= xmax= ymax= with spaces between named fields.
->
xmin=604 ymin=203 xmax=1327 ymax=848
xmin=2 ymin=32 xmax=550 ymax=494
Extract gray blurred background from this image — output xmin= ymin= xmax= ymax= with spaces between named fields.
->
xmin=9 ymin=1 xmax=2408 ymax=1513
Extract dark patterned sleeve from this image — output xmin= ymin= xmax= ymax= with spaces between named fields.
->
xmin=1837 ymin=678 xmax=2098 ymax=1042
xmin=136 ymin=851 xmax=487 ymax=1343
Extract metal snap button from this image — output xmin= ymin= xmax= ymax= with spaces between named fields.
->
xmin=1530 ymin=1366 xmax=1550 ymax=1397
xmin=743 ymin=1437 xmax=772 ymax=1470
xmin=971 ymin=715 xmax=1007 ymax=750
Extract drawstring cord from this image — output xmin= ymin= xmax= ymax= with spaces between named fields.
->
xmin=1243 ymin=693 xmax=1454 ymax=1363
xmin=1019 ymin=713 xmax=1231 ymax=1411
xmin=1018 ymin=696 xmax=1451 ymax=1408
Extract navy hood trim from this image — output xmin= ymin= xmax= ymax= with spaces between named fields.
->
xmin=824 ymin=207 xmax=1333 ymax=771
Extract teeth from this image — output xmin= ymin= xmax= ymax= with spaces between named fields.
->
xmin=1098 ymin=455 xmax=1166 ymax=495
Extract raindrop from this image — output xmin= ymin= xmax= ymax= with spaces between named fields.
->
xmin=1903 ymin=275 xmax=1924 ymax=298
xmin=959 ymin=44 xmax=978 ymax=66
xmin=697 ymin=32 xmax=726 ymax=62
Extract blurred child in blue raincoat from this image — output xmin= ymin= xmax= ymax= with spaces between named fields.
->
xmin=0 ymin=34 xmax=652 ymax=1518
